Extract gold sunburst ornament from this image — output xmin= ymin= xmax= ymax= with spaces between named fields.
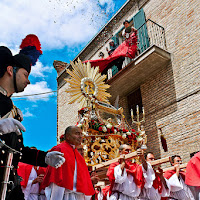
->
xmin=65 ymin=59 xmax=111 ymax=108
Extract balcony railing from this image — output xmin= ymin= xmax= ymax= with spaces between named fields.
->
xmin=107 ymin=19 xmax=167 ymax=80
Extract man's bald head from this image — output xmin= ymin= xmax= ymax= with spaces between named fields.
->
xmin=64 ymin=126 xmax=83 ymax=146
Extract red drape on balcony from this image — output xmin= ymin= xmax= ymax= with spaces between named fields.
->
xmin=83 ymin=32 xmax=138 ymax=73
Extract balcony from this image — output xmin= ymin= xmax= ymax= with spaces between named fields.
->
xmin=105 ymin=19 xmax=171 ymax=102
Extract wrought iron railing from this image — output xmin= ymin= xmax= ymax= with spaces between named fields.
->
xmin=107 ymin=19 xmax=167 ymax=80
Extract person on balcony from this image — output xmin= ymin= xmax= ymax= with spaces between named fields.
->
xmin=164 ymin=155 xmax=195 ymax=200
xmin=122 ymin=20 xmax=137 ymax=39
xmin=106 ymin=145 xmax=144 ymax=200
xmin=138 ymin=152 xmax=170 ymax=200
xmin=106 ymin=40 xmax=117 ymax=56
xmin=99 ymin=51 xmax=105 ymax=59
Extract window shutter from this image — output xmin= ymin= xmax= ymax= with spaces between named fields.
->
xmin=133 ymin=8 xmax=150 ymax=53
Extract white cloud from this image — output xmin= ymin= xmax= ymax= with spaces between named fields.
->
xmin=23 ymin=108 xmax=34 ymax=118
xmin=13 ymin=81 xmax=54 ymax=101
xmin=0 ymin=0 xmax=115 ymax=50
xmin=31 ymin=61 xmax=53 ymax=77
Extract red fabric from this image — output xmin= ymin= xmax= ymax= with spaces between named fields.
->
xmin=126 ymin=162 xmax=144 ymax=189
xmin=102 ymin=185 xmax=111 ymax=200
xmin=164 ymin=169 xmax=186 ymax=181
xmin=41 ymin=141 xmax=95 ymax=196
xmin=83 ymin=32 xmax=137 ymax=72
xmin=34 ymin=166 xmax=47 ymax=192
xmin=152 ymin=172 xmax=163 ymax=194
xmin=106 ymin=161 xmax=144 ymax=195
xmin=185 ymin=152 xmax=200 ymax=186
xmin=17 ymin=162 xmax=33 ymax=188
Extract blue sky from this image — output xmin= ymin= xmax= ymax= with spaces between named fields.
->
xmin=0 ymin=0 xmax=127 ymax=151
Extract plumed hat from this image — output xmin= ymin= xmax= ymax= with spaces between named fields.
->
xmin=0 ymin=34 xmax=42 ymax=76
xmin=0 ymin=46 xmax=31 ymax=76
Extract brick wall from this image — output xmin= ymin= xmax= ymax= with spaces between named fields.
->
xmin=56 ymin=0 xmax=200 ymax=163
xmin=140 ymin=0 xmax=200 ymax=161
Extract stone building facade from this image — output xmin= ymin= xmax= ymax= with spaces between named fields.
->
xmin=54 ymin=0 xmax=200 ymax=164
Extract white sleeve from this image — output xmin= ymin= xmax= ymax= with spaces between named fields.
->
xmin=21 ymin=168 xmax=37 ymax=200
xmin=45 ymin=183 xmax=65 ymax=200
xmin=142 ymin=162 xmax=156 ymax=188
xmin=122 ymin=29 xmax=125 ymax=37
xmin=161 ymin=178 xmax=171 ymax=197
xmin=114 ymin=164 xmax=127 ymax=184
xmin=168 ymin=173 xmax=183 ymax=192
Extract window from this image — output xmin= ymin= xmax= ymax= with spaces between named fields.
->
xmin=127 ymin=88 xmax=143 ymax=116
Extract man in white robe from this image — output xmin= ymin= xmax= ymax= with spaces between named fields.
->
xmin=164 ymin=155 xmax=195 ymax=200
xmin=106 ymin=145 xmax=144 ymax=200
xmin=138 ymin=152 xmax=170 ymax=200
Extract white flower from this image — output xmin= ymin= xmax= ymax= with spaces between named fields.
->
xmin=137 ymin=137 xmax=143 ymax=142
xmin=106 ymin=124 xmax=112 ymax=129
xmin=114 ymin=129 xmax=117 ymax=134
xmin=102 ymin=126 xmax=107 ymax=132
xmin=126 ymin=131 xmax=131 ymax=135
xmin=77 ymin=123 xmax=82 ymax=128
xmin=122 ymin=134 xmax=127 ymax=139
xmin=82 ymin=131 xmax=88 ymax=136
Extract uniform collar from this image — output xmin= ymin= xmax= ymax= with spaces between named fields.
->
xmin=0 ymin=86 xmax=7 ymax=96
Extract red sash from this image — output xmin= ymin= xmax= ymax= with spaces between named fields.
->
xmin=41 ymin=141 xmax=95 ymax=196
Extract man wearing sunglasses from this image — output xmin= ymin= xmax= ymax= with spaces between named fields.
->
xmin=164 ymin=155 xmax=195 ymax=200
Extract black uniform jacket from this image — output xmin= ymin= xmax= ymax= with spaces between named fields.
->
xmin=0 ymin=92 xmax=47 ymax=197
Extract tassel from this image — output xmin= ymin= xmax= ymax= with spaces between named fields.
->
xmin=159 ymin=128 xmax=168 ymax=152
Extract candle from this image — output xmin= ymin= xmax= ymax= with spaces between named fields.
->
xmin=142 ymin=107 xmax=145 ymax=120
xmin=131 ymin=109 xmax=133 ymax=119
xmin=136 ymin=105 xmax=139 ymax=114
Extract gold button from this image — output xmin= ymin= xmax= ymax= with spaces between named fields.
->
xmin=2 ymin=150 xmax=5 ymax=154
xmin=20 ymin=148 xmax=22 ymax=151
xmin=18 ymin=139 xmax=21 ymax=142
xmin=1 ymin=160 xmax=3 ymax=164
xmin=19 ymin=156 xmax=22 ymax=160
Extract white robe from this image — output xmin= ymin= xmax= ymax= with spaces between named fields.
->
xmin=167 ymin=173 xmax=195 ymax=200
xmin=21 ymin=167 xmax=46 ymax=200
xmin=44 ymin=145 xmax=92 ymax=200
xmin=108 ymin=164 xmax=141 ymax=200
xmin=138 ymin=163 xmax=170 ymax=200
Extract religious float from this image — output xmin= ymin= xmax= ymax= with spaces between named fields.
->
xmin=61 ymin=59 xmax=188 ymax=183
xmin=63 ymin=59 xmax=148 ymax=181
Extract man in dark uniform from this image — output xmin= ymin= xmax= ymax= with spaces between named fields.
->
xmin=0 ymin=46 xmax=65 ymax=200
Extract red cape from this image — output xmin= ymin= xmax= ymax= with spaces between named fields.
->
xmin=106 ymin=161 xmax=144 ymax=194
xmin=164 ymin=169 xmax=186 ymax=181
xmin=185 ymin=152 xmax=200 ymax=186
xmin=83 ymin=32 xmax=138 ymax=72
xmin=152 ymin=172 xmax=163 ymax=194
xmin=17 ymin=162 xmax=33 ymax=188
xmin=17 ymin=162 xmax=47 ymax=191
xmin=41 ymin=141 xmax=95 ymax=196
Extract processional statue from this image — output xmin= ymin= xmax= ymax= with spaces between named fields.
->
xmin=65 ymin=59 xmax=148 ymax=178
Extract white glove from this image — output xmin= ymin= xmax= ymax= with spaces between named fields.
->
xmin=0 ymin=118 xmax=26 ymax=135
xmin=45 ymin=151 xmax=65 ymax=168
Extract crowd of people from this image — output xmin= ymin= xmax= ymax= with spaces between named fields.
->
xmin=9 ymin=126 xmax=199 ymax=200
